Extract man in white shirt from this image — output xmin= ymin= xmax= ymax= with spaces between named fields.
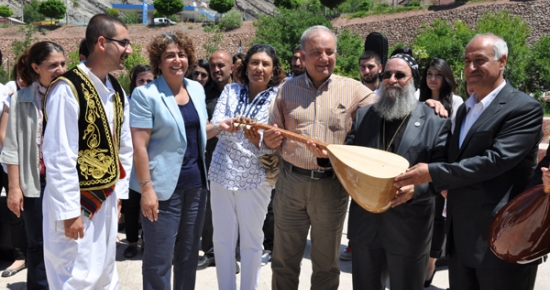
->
xmin=394 ymin=33 xmax=542 ymax=290
xmin=42 ymin=14 xmax=133 ymax=289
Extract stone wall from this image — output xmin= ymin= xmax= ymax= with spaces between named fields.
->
xmin=337 ymin=0 xmax=550 ymax=47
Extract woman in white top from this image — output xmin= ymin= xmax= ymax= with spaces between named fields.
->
xmin=418 ymin=57 xmax=464 ymax=287
xmin=0 ymin=41 xmax=66 ymax=287
xmin=209 ymin=44 xmax=286 ymax=290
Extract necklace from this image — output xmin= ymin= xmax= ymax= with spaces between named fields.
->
xmin=382 ymin=113 xmax=411 ymax=152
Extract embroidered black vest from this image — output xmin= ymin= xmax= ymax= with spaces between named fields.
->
xmin=44 ymin=66 xmax=125 ymax=217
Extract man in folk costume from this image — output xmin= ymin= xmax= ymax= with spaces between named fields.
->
xmin=41 ymin=14 xmax=133 ymax=289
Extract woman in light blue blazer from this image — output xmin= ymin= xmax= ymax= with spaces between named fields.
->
xmin=130 ymin=32 xmax=235 ymax=290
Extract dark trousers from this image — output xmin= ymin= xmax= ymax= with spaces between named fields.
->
xmin=23 ymin=191 xmax=49 ymax=290
xmin=430 ymin=195 xmax=446 ymax=258
xmin=123 ymin=189 xmax=142 ymax=243
xmin=350 ymin=239 xmax=427 ymax=290
xmin=200 ymin=189 xmax=214 ymax=256
xmin=3 ymin=169 xmax=27 ymax=262
xmin=142 ymin=187 xmax=207 ymax=290
xmin=262 ymin=188 xmax=275 ymax=252
xmin=448 ymin=241 xmax=538 ymax=290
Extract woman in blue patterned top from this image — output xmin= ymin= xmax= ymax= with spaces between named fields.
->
xmin=209 ymin=44 xmax=286 ymax=290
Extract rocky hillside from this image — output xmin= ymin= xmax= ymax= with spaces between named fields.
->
xmin=0 ymin=0 xmax=275 ymax=24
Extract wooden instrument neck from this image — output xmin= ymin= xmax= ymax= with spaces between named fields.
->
xmin=251 ymin=123 xmax=329 ymax=150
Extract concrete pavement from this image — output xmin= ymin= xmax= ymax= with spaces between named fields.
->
xmin=1 ymin=209 xmax=550 ymax=289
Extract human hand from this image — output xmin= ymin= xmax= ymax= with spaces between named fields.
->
xmin=64 ymin=216 xmax=84 ymax=240
xmin=7 ymin=187 xmax=24 ymax=218
xmin=391 ymin=185 xmax=414 ymax=207
xmin=141 ymin=188 xmax=159 ymax=222
xmin=218 ymin=118 xmax=238 ymax=133
xmin=306 ymin=140 xmax=328 ymax=158
xmin=263 ymin=124 xmax=283 ymax=149
xmin=425 ymin=99 xmax=449 ymax=118
xmin=441 ymin=190 xmax=448 ymax=199
xmin=243 ymin=126 xmax=261 ymax=148
xmin=393 ymin=163 xmax=432 ymax=188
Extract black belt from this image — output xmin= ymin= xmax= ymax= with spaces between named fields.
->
xmin=285 ymin=161 xmax=333 ymax=179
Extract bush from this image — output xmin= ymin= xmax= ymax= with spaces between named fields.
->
xmin=218 ymin=10 xmax=242 ymax=31
xmin=106 ymin=8 xmax=119 ymax=18
xmin=124 ymin=44 xmax=149 ymax=72
xmin=121 ymin=12 xmax=141 ymax=24
xmin=526 ymin=36 xmax=550 ymax=93
xmin=24 ymin=0 xmax=45 ymax=24
xmin=408 ymin=1 xmax=421 ymax=7
xmin=117 ymin=72 xmax=131 ymax=95
xmin=413 ymin=19 xmax=474 ymax=78
xmin=66 ymin=47 xmax=81 ymax=70
xmin=475 ymin=11 xmax=530 ymax=91
xmin=252 ymin=7 xmax=331 ymax=65
xmin=334 ymin=28 xmax=364 ymax=78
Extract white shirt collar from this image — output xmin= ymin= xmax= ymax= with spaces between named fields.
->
xmin=465 ymin=80 xmax=506 ymax=111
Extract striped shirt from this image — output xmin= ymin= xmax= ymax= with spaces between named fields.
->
xmin=270 ymin=73 xmax=377 ymax=170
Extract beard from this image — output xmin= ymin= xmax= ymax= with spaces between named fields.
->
xmin=362 ymin=74 xmax=378 ymax=84
xmin=374 ymin=81 xmax=418 ymax=121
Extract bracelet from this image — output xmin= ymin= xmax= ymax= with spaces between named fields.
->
xmin=213 ymin=124 xmax=221 ymax=132
xmin=138 ymin=179 xmax=151 ymax=186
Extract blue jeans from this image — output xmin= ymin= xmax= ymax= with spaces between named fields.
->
xmin=141 ymin=187 xmax=207 ymax=290
xmin=24 ymin=183 xmax=49 ymax=290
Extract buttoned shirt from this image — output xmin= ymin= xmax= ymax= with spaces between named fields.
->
xmin=43 ymin=63 xmax=133 ymax=221
xmin=459 ymin=81 xmax=506 ymax=147
xmin=269 ymin=73 xmax=377 ymax=170
xmin=209 ymin=83 xmax=276 ymax=190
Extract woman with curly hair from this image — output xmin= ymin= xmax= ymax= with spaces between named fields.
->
xmin=129 ymin=32 xmax=234 ymax=289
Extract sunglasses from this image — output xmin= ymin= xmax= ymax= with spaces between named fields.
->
xmin=103 ymin=36 xmax=131 ymax=48
xmin=382 ymin=71 xmax=410 ymax=80
xmin=193 ymin=71 xmax=209 ymax=78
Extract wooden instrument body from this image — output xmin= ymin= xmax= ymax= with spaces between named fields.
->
xmin=326 ymin=145 xmax=409 ymax=213
xmin=233 ymin=118 xmax=409 ymax=213
xmin=489 ymin=184 xmax=550 ymax=264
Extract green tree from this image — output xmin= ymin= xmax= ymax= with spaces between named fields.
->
xmin=23 ymin=0 xmax=46 ymax=24
xmin=38 ymin=0 xmax=66 ymax=21
xmin=252 ymin=8 xmax=331 ymax=65
xmin=305 ymin=0 xmax=322 ymax=13
xmin=274 ymin=0 xmax=301 ymax=9
xmin=0 ymin=6 xmax=14 ymax=18
xmin=475 ymin=11 xmax=530 ymax=91
xmin=106 ymin=8 xmax=119 ymax=18
xmin=153 ymin=0 xmax=183 ymax=17
xmin=334 ymin=28 xmax=363 ymax=78
xmin=209 ymin=0 xmax=234 ymax=14
xmin=526 ymin=36 xmax=550 ymax=93
xmin=320 ymin=0 xmax=346 ymax=9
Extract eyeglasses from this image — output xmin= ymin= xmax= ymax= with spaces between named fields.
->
xmin=382 ymin=71 xmax=410 ymax=80
xmin=193 ymin=71 xmax=208 ymax=78
xmin=103 ymin=36 xmax=131 ymax=48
